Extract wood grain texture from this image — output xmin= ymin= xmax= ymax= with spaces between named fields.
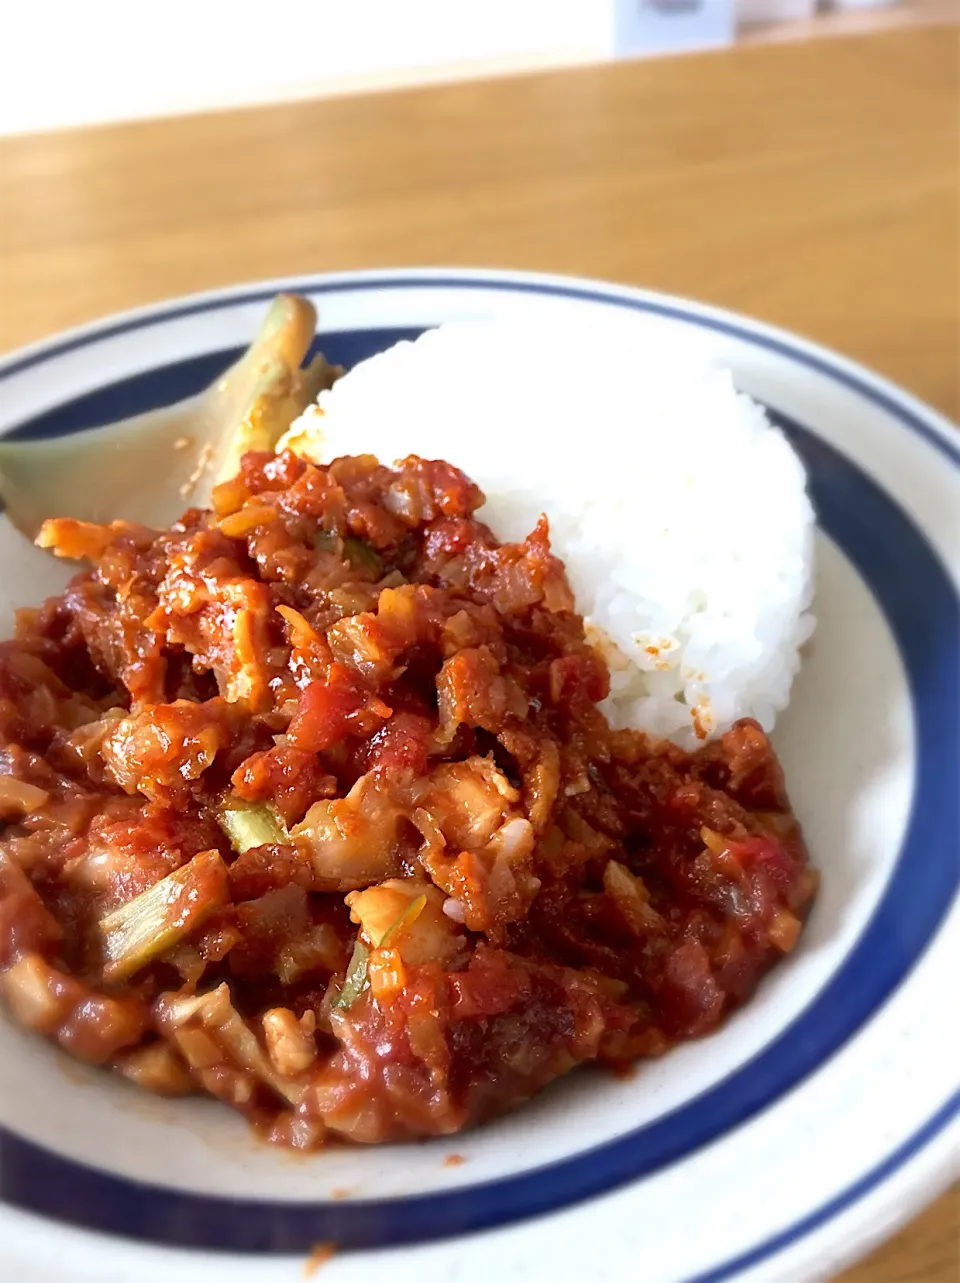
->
xmin=1 ymin=26 xmax=958 ymax=413
xmin=0 ymin=26 xmax=957 ymax=1280
xmin=836 ymin=1185 xmax=958 ymax=1283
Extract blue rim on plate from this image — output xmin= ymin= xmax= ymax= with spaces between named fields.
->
xmin=0 ymin=278 xmax=957 ymax=1272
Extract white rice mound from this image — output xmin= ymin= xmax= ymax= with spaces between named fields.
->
xmin=279 ymin=321 xmax=815 ymax=749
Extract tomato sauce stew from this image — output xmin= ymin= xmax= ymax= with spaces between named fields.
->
xmin=0 ymin=450 xmax=816 ymax=1147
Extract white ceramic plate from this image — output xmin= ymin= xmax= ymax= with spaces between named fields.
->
xmin=0 ymin=269 xmax=957 ymax=1283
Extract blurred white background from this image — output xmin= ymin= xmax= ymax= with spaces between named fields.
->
xmin=0 ymin=0 xmax=938 ymax=136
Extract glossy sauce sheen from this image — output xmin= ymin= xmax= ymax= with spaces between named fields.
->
xmin=0 ymin=451 xmax=816 ymax=1148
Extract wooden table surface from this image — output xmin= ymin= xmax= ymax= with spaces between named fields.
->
xmin=0 ymin=23 xmax=957 ymax=1282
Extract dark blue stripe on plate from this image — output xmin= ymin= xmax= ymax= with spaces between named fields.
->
xmin=3 ymin=274 xmax=957 ymax=464
xmin=0 ymin=286 xmax=957 ymax=1276
xmin=690 ymin=1088 xmax=960 ymax=1283
xmin=3 ymin=329 xmax=426 ymax=442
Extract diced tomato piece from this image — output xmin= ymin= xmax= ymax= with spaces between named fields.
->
xmin=232 ymin=744 xmax=336 ymax=826
xmin=732 ymin=835 xmax=796 ymax=890
xmin=447 ymin=950 xmax=531 ymax=1020
xmin=657 ymin=939 xmax=725 ymax=1037
xmin=364 ymin=712 xmax=432 ymax=775
xmin=287 ymin=666 xmax=388 ymax=752
xmin=548 ymin=652 xmax=610 ymax=704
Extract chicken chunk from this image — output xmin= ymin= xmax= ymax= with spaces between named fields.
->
xmin=292 ymin=772 xmax=407 ymax=890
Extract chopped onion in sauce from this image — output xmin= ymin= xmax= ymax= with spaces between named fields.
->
xmin=335 ymin=940 xmax=370 ymax=1009
xmin=218 ymin=800 xmax=289 ymax=853
xmin=99 ymin=850 xmax=228 ymax=980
